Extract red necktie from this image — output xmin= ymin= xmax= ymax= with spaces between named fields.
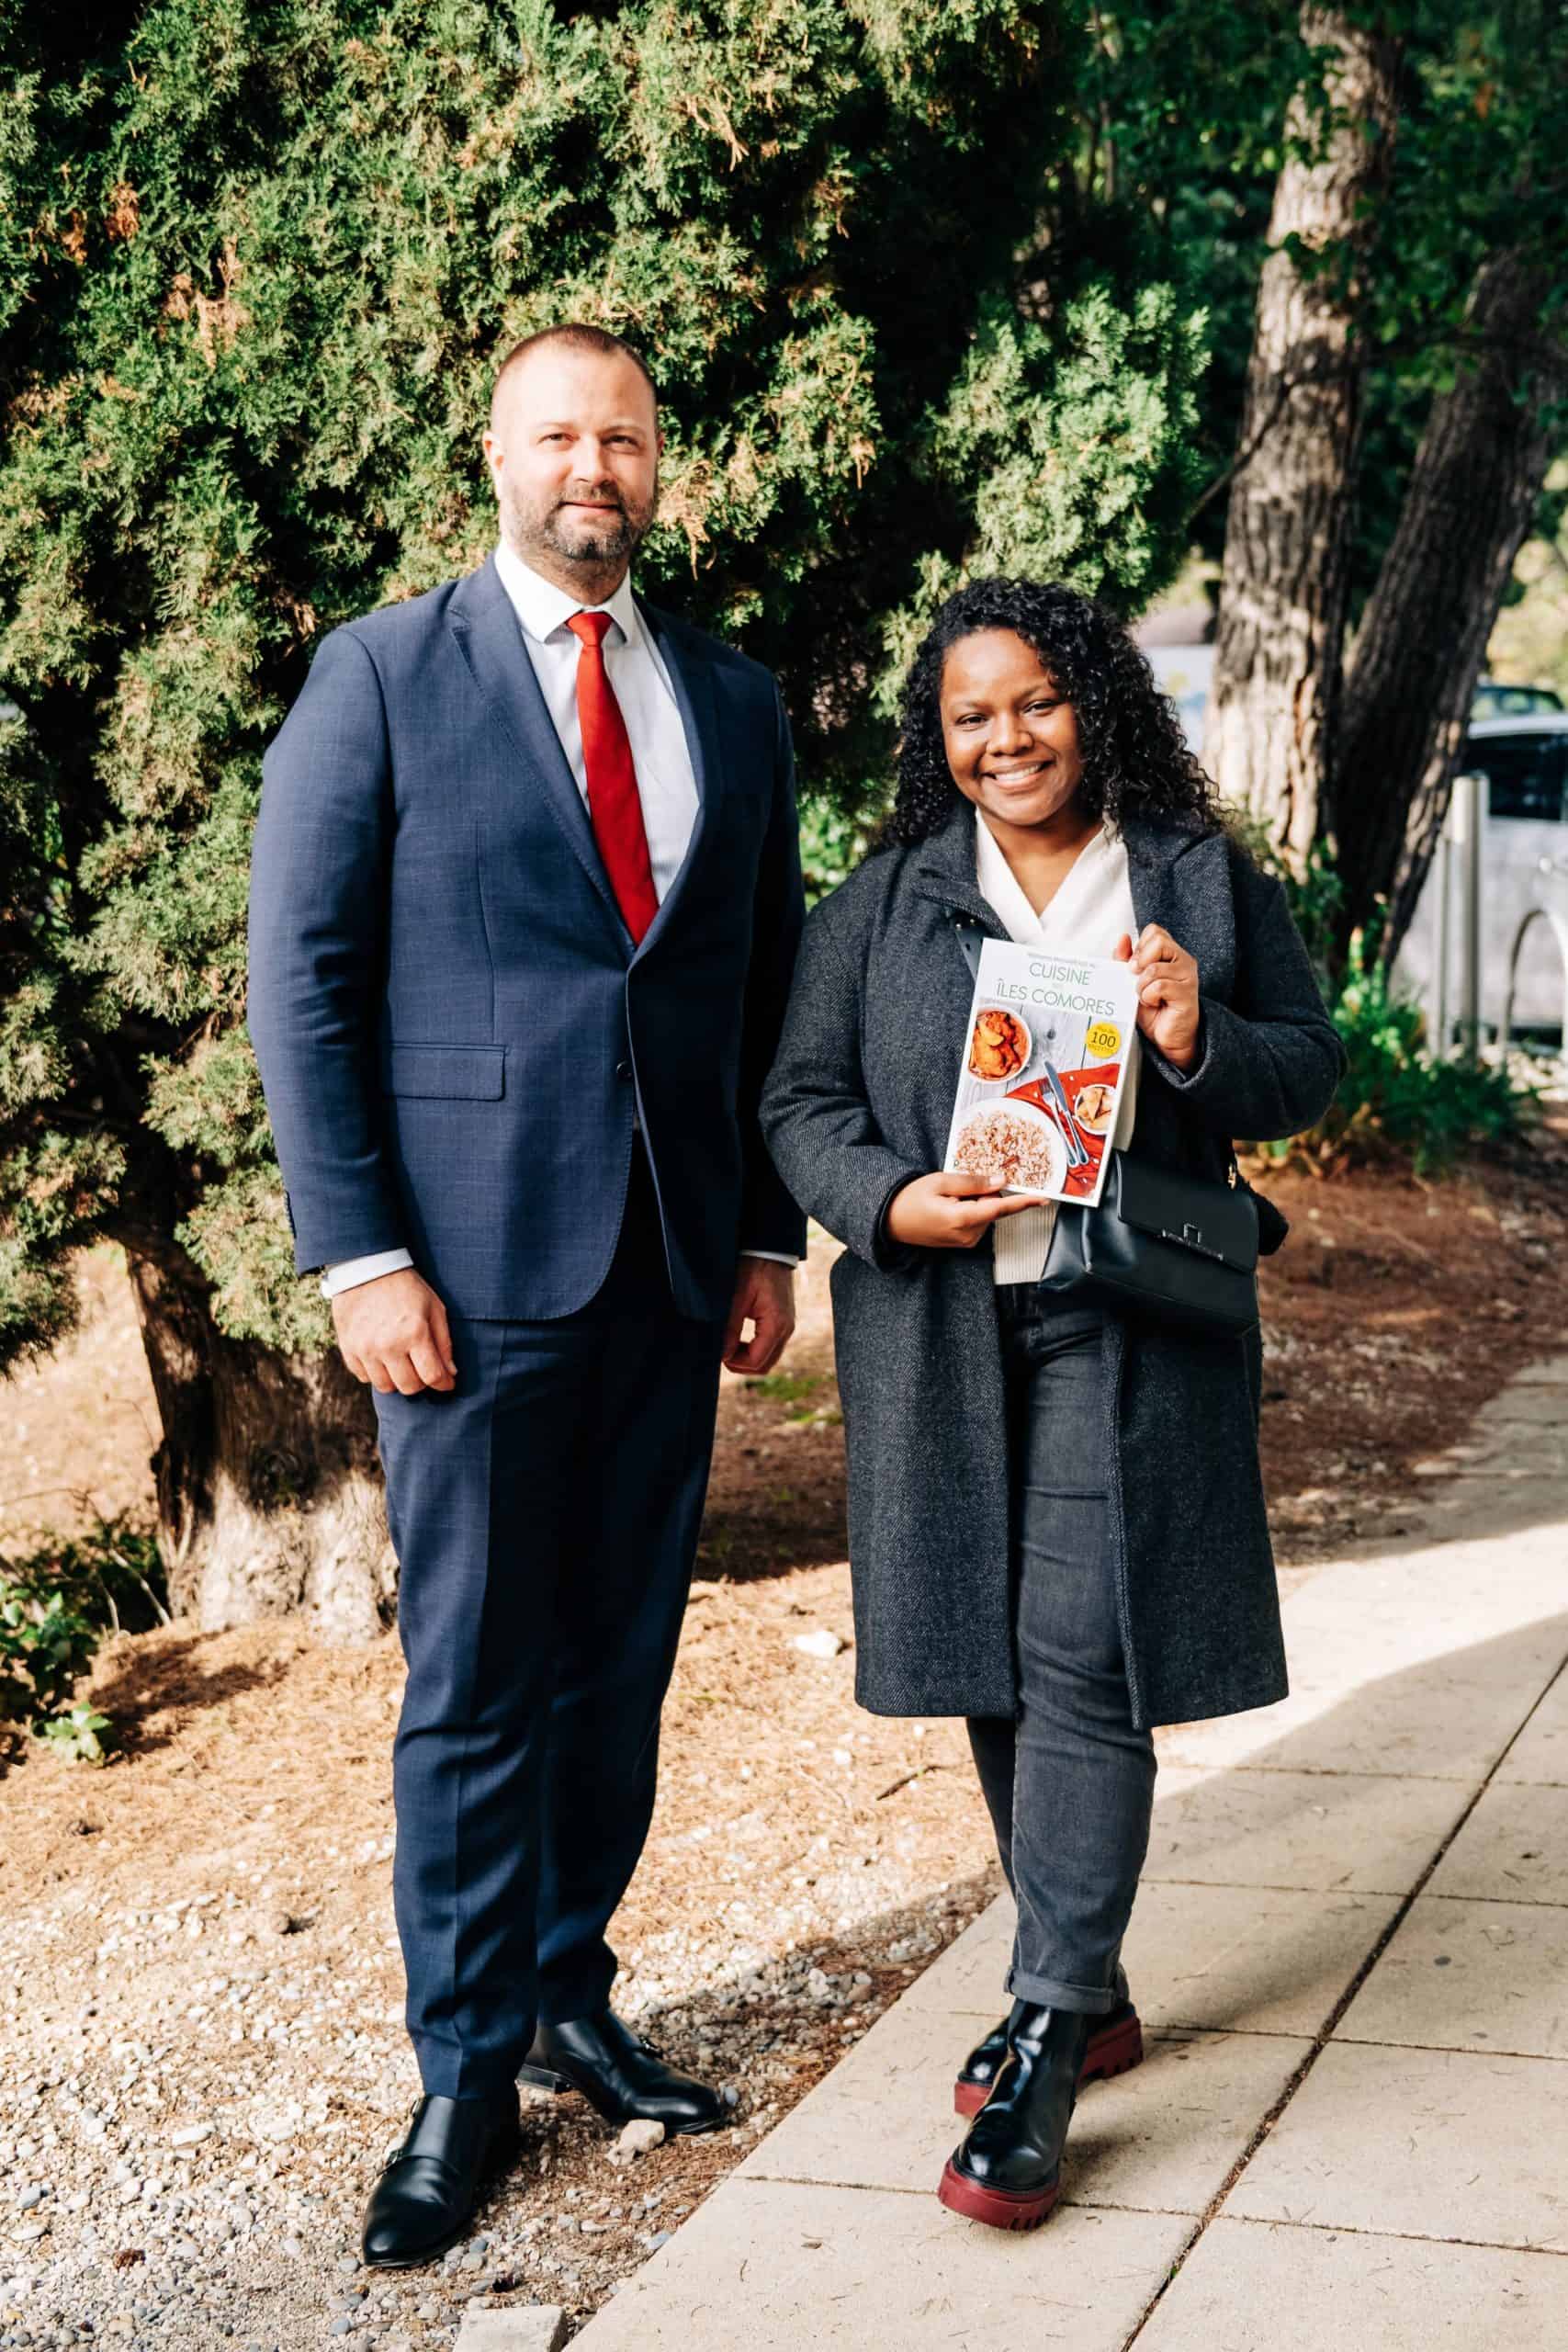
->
xmin=566 ymin=610 xmax=660 ymax=944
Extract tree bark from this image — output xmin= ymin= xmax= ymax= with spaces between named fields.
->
xmin=127 ymin=1249 xmax=395 ymax=1643
xmin=1334 ymin=247 xmax=1567 ymax=961
xmin=1205 ymin=6 xmax=1402 ymax=866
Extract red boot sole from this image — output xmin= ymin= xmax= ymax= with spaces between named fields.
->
xmin=937 ymin=2157 xmax=1061 ymax=2232
xmin=953 ymin=2010 xmax=1145 ymax=2119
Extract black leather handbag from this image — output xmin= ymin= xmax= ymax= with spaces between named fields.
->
xmin=1038 ymin=1149 xmax=1278 ymax=1336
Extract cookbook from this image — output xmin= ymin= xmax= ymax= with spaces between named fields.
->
xmin=942 ymin=939 xmax=1141 ymax=1206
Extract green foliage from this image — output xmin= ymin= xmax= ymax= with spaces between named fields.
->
xmin=798 ymin=793 xmax=881 ymax=908
xmin=1308 ymin=930 xmax=1529 ymax=1174
xmin=0 ymin=1584 xmax=99 ymax=1726
xmin=876 ymin=272 xmax=1208 ymax=707
xmin=0 ymin=0 xmax=1209 ymax=1365
xmin=38 ymin=1700 xmax=115 ymax=1766
xmin=0 ymin=1515 xmax=168 ymax=1758
xmin=746 ymin=1370 xmax=823 ymax=1403
xmin=1073 ymin=3 xmax=1568 ymax=605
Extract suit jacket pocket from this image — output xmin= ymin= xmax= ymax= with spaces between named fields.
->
xmin=381 ymin=1043 xmax=505 ymax=1100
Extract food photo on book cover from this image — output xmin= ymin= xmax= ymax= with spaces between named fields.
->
xmin=942 ymin=940 xmax=1141 ymax=1207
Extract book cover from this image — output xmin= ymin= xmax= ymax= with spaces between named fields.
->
xmin=942 ymin=939 xmax=1140 ymax=1206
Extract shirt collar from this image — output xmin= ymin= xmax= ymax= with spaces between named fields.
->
xmin=493 ymin=541 xmax=642 ymax=651
xmin=973 ymin=807 xmax=1121 ymax=944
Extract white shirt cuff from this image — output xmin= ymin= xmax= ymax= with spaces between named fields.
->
xmin=320 ymin=1249 xmax=414 ymax=1298
xmin=740 ymin=1250 xmax=801 ymax=1267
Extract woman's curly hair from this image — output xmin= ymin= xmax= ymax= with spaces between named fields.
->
xmin=884 ymin=576 xmax=1220 ymax=847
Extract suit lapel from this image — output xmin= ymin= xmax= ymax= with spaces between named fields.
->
xmin=448 ymin=557 xmax=627 ymax=940
xmin=634 ymin=599 xmax=719 ymax=958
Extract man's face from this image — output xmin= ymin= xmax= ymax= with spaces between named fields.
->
xmin=483 ymin=346 xmax=660 ymax=579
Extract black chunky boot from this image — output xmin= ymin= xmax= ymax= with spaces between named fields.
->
xmin=953 ymin=1996 xmax=1144 ymax=2117
xmin=938 ymin=2001 xmax=1089 ymax=2231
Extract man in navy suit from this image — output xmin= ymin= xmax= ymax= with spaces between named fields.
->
xmin=248 ymin=324 xmax=806 ymax=2267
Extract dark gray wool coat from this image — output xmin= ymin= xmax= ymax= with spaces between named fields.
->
xmin=759 ymin=804 xmax=1346 ymax=1732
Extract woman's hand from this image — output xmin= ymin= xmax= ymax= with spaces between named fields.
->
xmin=886 ymin=1170 xmax=1041 ymax=1250
xmin=1114 ymin=925 xmax=1201 ymax=1071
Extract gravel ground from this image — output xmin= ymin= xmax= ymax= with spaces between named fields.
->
xmin=0 ymin=1561 xmax=998 ymax=2352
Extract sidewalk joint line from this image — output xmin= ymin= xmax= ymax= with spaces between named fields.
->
xmin=1155 ymin=1761 xmax=1500 ymax=1782
xmin=737 ymin=2172 xmax=1201 ymax=2223
xmin=1142 ymin=1874 xmax=1429 ymax=1896
xmin=1329 ymin=2035 xmax=1568 ymax=2063
xmin=1400 ymin=1883 xmax=1568 ymax=1901
xmin=1219 ymin=2209 xmax=1568 ymax=2259
xmin=1116 ymin=1642 xmax=1568 ymax=2349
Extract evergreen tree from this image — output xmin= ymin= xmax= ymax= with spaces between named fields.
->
xmin=0 ymin=0 xmax=1204 ymax=1622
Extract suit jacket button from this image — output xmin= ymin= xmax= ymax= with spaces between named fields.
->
xmin=615 ymin=1059 xmax=633 ymax=1080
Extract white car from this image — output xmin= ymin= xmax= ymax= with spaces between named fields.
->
xmin=1143 ymin=649 xmax=1568 ymax=1041
xmin=1396 ymin=716 xmax=1568 ymax=1043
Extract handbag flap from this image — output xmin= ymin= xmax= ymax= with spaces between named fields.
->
xmin=1106 ymin=1153 xmax=1259 ymax=1274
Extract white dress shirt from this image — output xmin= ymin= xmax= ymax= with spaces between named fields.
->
xmin=492 ymin=538 xmax=701 ymax=904
xmin=974 ymin=808 xmax=1141 ymax=1285
xmin=321 ymin=547 xmax=792 ymax=1297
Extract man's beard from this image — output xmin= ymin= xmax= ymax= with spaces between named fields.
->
xmin=502 ymin=474 xmax=655 ymax=572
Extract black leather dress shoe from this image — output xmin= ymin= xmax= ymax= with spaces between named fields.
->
xmin=518 ymin=2008 xmax=729 ymax=2135
xmin=361 ymin=2087 xmax=522 ymax=2269
xmin=953 ymin=1995 xmax=1143 ymax=2116
xmin=938 ymin=2002 xmax=1089 ymax=2231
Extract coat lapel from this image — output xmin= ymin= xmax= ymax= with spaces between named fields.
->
xmin=908 ymin=805 xmax=1011 ymax=969
xmin=909 ymin=804 xmax=1240 ymax=1001
xmin=1122 ymin=818 xmax=1237 ymax=1000
xmin=447 ymin=557 xmax=626 ymax=939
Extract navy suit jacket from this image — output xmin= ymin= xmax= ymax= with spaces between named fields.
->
xmin=247 ymin=554 xmax=807 ymax=1323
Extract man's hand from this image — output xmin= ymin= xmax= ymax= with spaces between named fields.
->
xmin=885 ymin=1170 xmax=1039 ymax=1250
xmin=332 ymin=1268 xmax=457 ymax=1396
xmin=1113 ymin=924 xmax=1201 ymax=1071
xmin=723 ymin=1257 xmax=796 ymax=1376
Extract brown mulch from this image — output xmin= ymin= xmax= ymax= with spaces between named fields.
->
xmin=0 ymin=1133 xmax=1564 ymax=2344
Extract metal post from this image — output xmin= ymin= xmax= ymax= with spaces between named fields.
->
xmin=1450 ymin=770 xmax=1483 ymax=1066
xmin=1432 ymin=829 xmax=1452 ymax=1060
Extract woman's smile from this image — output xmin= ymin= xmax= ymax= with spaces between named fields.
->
xmin=986 ymin=759 xmax=1054 ymax=786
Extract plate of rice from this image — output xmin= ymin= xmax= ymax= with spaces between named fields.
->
xmin=951 ymin=1101 xmax=1066 ymax=1196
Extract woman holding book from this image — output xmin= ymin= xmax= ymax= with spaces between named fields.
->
xmin=761 ymin=578 xmax=1342 ymax=2233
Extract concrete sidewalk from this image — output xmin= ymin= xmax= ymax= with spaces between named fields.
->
xmin=574 ymin=1352 xmax=1568 ymax=2351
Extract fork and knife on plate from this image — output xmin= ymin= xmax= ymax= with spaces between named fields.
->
xmin=1032 ymin=1023 xmax=1091 ymax=1170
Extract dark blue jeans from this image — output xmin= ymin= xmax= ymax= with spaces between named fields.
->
xmin=373 ymin=1148 xmax=725 ymax=2098
xmin=966 ymin=1294 xmax=1156 ymax=2015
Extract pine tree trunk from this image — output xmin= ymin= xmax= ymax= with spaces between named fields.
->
xmin=1334 ymin=248 xmax=1566 ymax=962
xmin=127 ymin=1249 xmax=395 ymax=1642
xmin=1205 ymin=6 xmax=1402 ymax=865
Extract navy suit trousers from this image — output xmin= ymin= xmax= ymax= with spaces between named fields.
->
xmin=372 ymin=1148 xmax=725 ymax=2098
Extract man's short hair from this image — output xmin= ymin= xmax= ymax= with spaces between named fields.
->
xmin=490 ymin=325 xmax=659 ymax=429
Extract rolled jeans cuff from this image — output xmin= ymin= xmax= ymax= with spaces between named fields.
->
xmin=1005 ymin=1964 xmax=1122 ymax=2017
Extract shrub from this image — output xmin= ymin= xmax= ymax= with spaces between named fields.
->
xmin=798 ymin=794 xmax=883 ymax=909
xmin=0 ymin=1518 xmax=168 ymax=1761
xmin=1246 ymin=842 xmax=1534 ymax=1175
